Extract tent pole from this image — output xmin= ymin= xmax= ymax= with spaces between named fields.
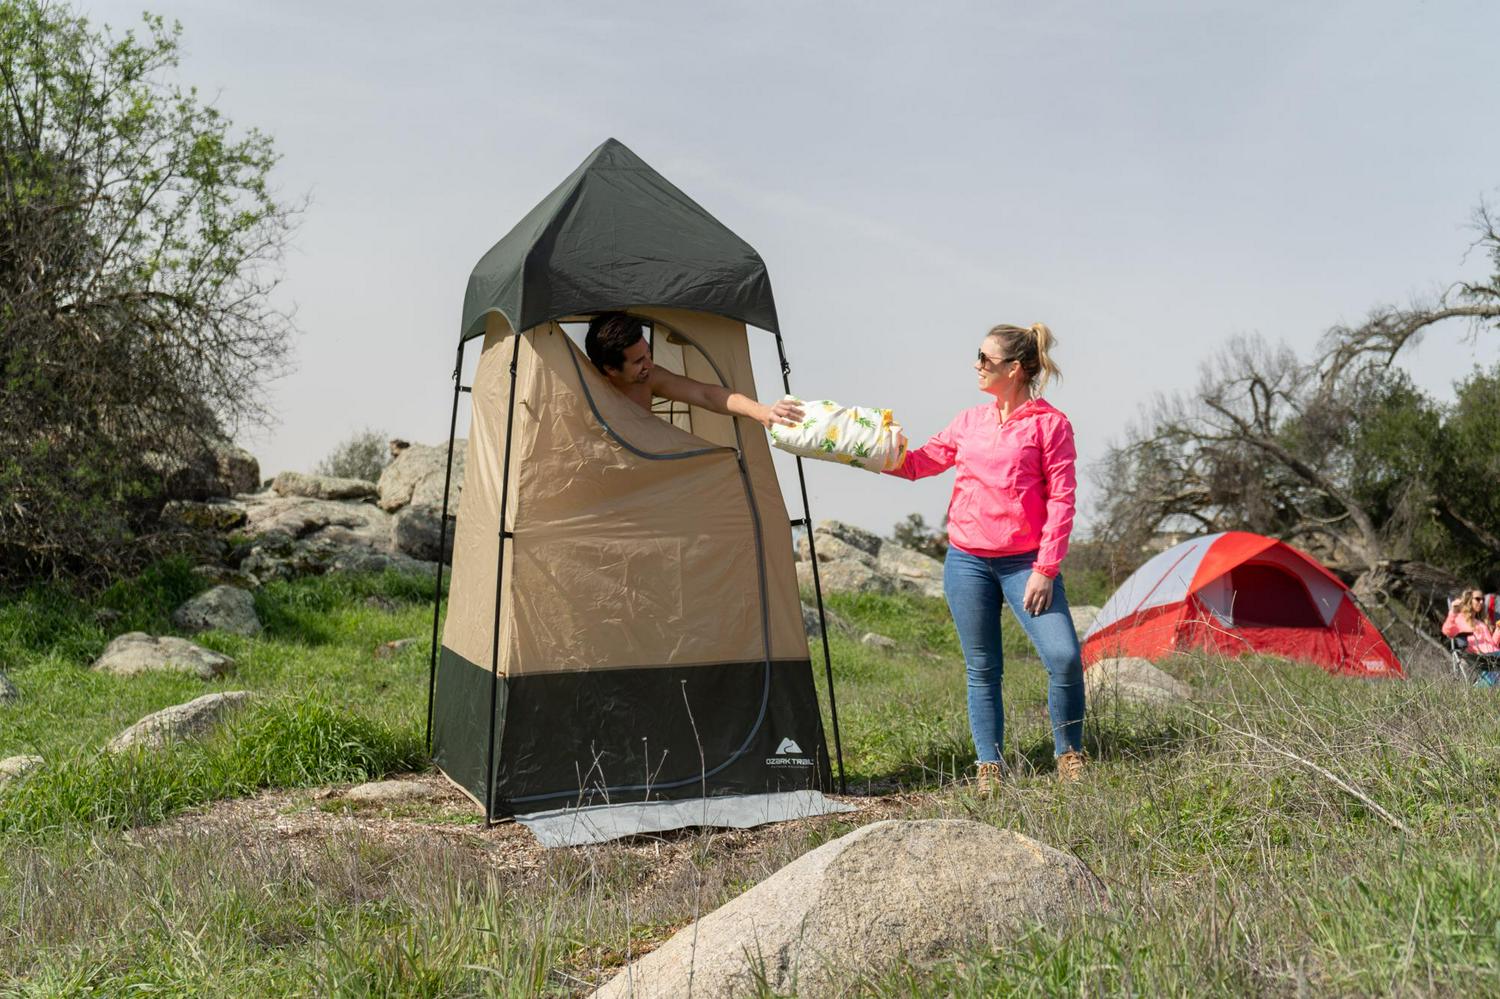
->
xmin=774 ymin=332 xmax=846 ymax=794
xmin=425 ymin=339 xmax=467 ymax=752
xmin=484 ymin=330 xmax=523 ymax=825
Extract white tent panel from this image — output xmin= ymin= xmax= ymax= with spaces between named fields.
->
xmin=1086 ymin=533 xmax=1224 ymax=638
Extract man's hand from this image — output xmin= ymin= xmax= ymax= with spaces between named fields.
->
xmin=760 ymin=398 xmax=805 ymax=429
xmin=1022 ymin=570 xmax=1054 ymax=616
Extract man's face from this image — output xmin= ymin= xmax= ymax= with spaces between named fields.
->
xmin=605 ymin=336 xmax=653 ymax=389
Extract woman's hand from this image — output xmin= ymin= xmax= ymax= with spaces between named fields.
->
xmin=1022 ymin=570 xmax=1054 ymax=615
xmin=759 ymin=397 xmax=805 ymax=429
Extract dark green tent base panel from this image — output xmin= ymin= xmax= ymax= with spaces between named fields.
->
xmin=517 ymin=790 xmax=855 ymax=848
xmin=431 ymin=647 xmax=833 ymax=817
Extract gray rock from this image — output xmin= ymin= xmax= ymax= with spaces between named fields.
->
xmin=240 ymin=494 xmax=394 ymax=547
xmin=0 ymin=672 xmax=16 ymax=703
xmin=0 ymin=755 xmax=43 ymax=785
xmin=365 ymin=595 xmax=399 ymax=613
xmin=272 ymin=471 xmax=379 ymax=502
xmin=342 ymin=779 xmax=442 ymax=805
xmin=239 ymin=531 xmax=433 ymax=583
xmin=374 ymin=638 xmax=420 ymax=660
xmin=597 ymin=819 xmax=1101 ymax=999
xmin=875 ymin=544 xmax=945 ymax=599
xmin=861 ymin=632 xmax=897 ymax=651
xmin=161 ymin=499 xmax=248 ymax=533
xmin=797 ymin=559 xmax=896 ymax=596
xmin=798 ymin=531 xmax=878 ymax=568
xmin=91 ymin=633 xmax=235 ymax=680
xmin=107 ymin=691 xmax=255 ymax=752
xmin=1070 ymin=604 xmax=1101 ymax=636
xmin=392 ymin=505 xmax=454 ymax=564
xmin=171 ymin=586 xmax=262 ymax=638
xmin=377 ymin=440 xmax=466 ymax=513
xmin=1085 ymin=657 xmax=1193 ymax=706
xmin=213 ymin=442 xmax=261 ymax=496
xmin=800 ymin=602 xmax=853 ymax=639
xmin=92 ymin=607 xmax=123 ymax=628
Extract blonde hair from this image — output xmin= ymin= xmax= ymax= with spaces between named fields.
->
xmin=1458 ymin=588 xmax=1487 ymax=629
xmin=986 ymin=322 xmax=1061 ymax=396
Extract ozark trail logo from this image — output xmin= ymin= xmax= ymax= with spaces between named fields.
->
xmin=767 ymin=736 xmax=813 ymax=767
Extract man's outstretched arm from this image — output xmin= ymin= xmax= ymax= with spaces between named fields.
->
xmin=651 ymin=369 xmax=803 ymax=429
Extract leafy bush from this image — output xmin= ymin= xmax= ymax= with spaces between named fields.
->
xmin=316 ymin=428 xmax=391 ymax=482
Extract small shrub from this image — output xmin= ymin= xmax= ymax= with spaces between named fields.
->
xmin=316 ymin=428 xmax=391 ymax=482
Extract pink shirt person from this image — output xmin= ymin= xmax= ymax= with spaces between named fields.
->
xmin=885 ymin=397 xmax=1077 ymax=578
xmin=1443 ymin=604 xmax=1500 ymax=654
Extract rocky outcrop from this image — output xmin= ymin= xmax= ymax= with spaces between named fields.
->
xmin=107 ymin=691 xmax=255 ymax=752
xmin=161 ymin=500 xmax=248 ymax=533
xmin=91 ymin=633 xmax=235 ymax=680
xmin=392 ymin=505 xmax=454 ymax=563
xmin=378 ymin=440 xmax=466 ymax=514
xmin=171 ymin=585 xmax=263 ymax=638
xmin=597 ymin=819 xmax=1102 ymax=998
xmin=796 ymin=520 xmax=943 ymax=599
xmin=272 ymin=471 xmax=379 ymax=502
xmin=1085 ymin=657 xmax=1193 ymax=706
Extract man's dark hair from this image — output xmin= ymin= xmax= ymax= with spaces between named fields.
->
xmin=585 ymin=312 xmax=646 ymax=373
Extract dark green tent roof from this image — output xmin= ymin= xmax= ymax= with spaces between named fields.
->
xmin=461 ymin=138 xmax=780 ymax=341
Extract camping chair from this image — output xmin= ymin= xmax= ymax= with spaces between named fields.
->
xmin=1448 ymin=634 xmax=1500 ymax=686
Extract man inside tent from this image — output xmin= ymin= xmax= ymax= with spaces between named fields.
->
xmin=585 ymin=313 xmax=803 ymax=429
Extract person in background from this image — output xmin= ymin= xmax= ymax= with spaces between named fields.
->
xmin=885 ymin=322 xmax=1084 ymax=790
xmin=1443 ymin=588 xmax=1500 ymax=654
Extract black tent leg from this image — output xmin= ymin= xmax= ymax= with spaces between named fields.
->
xmin=484 ymin=331 xmax=523 ymax=825
xmin=774 ymin=333 xmax=846 ymax=794
xmin=425 ymin=341 xmax=466 ymax=752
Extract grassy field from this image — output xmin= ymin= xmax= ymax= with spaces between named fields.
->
xmin=2 ymin=564 xmax=1500 ymax=995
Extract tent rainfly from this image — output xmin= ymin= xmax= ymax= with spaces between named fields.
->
xmin=424 ymin=139 xmax=848 ymax=846
xmin=1081 ymin=531 xmax=1402 ymax=677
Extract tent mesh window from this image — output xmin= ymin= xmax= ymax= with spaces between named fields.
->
xmin=647 ymin=322 xmax=693 ymax=432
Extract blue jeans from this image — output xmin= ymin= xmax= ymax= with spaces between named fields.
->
xmin=943 ymin=547 xmax=1085 ymax=761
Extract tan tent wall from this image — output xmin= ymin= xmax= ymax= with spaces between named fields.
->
xmin=433 ymin=308 xmax=828 ymax=814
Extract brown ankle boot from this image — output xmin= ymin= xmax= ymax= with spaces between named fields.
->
xmin=1056 ymin=750 xmax=1086 ymax=783
xmin=975 ymin=761 xmax=1002 ymax=794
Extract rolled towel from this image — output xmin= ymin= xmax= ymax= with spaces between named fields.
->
xmin=768 ymin=396 xmax=907 ymax=473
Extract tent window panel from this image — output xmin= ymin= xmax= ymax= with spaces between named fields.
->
xmin=648 ymin=323 xmax=693 ymax=433
xmin=1226 ymin=565 xmax=1323 ymax=627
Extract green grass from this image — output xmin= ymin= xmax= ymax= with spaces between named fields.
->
xmin=5 ymin=567 xmax=1500 ymax=995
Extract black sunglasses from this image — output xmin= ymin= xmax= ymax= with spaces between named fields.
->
xmin=977 ymin=349 xmax=1012 ymax=367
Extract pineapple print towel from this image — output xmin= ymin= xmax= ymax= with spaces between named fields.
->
xmin=768 ymin=396 xmax=908 ymax=473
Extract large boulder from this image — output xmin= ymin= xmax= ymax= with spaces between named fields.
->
xmin=1085 ymin=657 xmax=1193 ymax=706
xmin=597 ymin=819 xmax=1101 ymax=998
xmin=796 ymin=520 xmax=943 ymax=598
xmin=213 ymin=442 xmax=261 ymax=496
xmin=378 ymin=440 xmax=466 ymax=513
xmin=237 ymin=531 xmax=433 ymax=583
xmin=797 ymin=559 xmax=896 ymax=596
xmin=392 ymin=505 xmax=454 ymax=564
xmin=272 ymin=471 xmax=379 ymax=502
xmin=240 ymin=494 xmax=394 ymax=548
xmin=875 ymin=544 xmax=945 ymax=599
xmin=91 ymin=633 xmax=235 ymax=680
xmin=171 ymin=585 xmax=262 ymax=638
xmin=107 ymin=691 xmax=255 ymax=752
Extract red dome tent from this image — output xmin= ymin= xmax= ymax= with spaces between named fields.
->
xmin=1081 ymin=532 xmax=1402 ymax=677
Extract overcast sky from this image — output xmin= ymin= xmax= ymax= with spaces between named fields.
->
xmin=89 ymin=0 xmax=1500 ymax=540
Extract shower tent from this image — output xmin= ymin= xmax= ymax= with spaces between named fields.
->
xmin=424 ymin=139 xmax=847 ymax=845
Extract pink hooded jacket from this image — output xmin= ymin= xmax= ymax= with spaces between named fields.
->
xmin=886 ymin=398 xmax=1077 ymax=576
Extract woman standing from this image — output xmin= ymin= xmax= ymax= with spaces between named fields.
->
xmin=887 ymin=323 xmax=1084 ymax=790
